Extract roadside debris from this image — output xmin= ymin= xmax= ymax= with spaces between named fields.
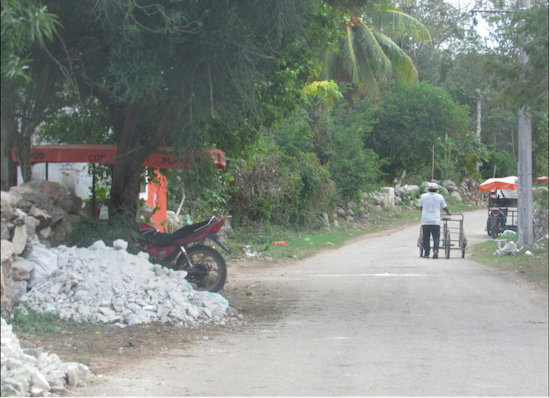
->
xmin=494 ymin=241 xmax=519 ymax=256
xmin=241 ymin=245 xmax=257 ymax=257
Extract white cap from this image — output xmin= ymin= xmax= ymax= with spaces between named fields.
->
xmin=428 ymin=182 xmax=438 ymax=190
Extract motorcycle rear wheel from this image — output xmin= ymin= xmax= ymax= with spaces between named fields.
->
xmin=174 ymin=245 xmax=227 ymax=293
xmin=492 ymin=223 xmax=500 ymax=239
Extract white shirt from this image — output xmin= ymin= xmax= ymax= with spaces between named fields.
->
xmin=420 ymin=192 xmax=448 ymax=225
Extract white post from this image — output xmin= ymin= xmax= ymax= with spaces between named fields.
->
xmin=517 ymin=0 xmax=533 ymax=247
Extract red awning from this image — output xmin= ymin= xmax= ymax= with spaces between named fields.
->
xmin=11 ymin=145 xmax=225 ymax=170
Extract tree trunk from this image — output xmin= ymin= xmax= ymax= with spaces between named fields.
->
xmin=13 ymin=134 xmax=33 ymax=183
xmin=1 ymin=56 xmax=64 ymax=186
xmin=107 ymin=101 xmax=178 ymax=217
xmin=1 ymin=114 xmax=17 ymax=190
xmin=109 ymin=102 xmax=147 ymax=216
xmin=110 ymin=155 xmax=145 ymax=217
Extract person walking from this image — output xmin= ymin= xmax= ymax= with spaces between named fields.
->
xmin=419 ymin=182 xmax=451 ymax=259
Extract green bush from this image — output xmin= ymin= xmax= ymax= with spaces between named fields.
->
xmin=226 ymin=151 xmax=335 ymax=227
xmin=65 ymin=210 xmax=140 ymax=253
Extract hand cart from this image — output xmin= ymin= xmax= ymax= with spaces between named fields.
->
xmin=417 ymin=213 xmax=468 ymax=259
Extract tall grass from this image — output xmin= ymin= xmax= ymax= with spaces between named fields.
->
xmin=65 ymin=211 xmax=141 ymax=253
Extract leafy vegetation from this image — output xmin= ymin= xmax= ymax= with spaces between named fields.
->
xmin=65 ymin=210 xmax=141 ymax=254
xmin=1 ymin=0 xmax=547 ymax=236
xmin=230 ymin=207 xmax=422 ymax=261
xmin=366 ymin=81 xmax=472 ymax=182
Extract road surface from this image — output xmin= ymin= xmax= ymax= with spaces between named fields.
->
xmin=77 ymin=210 xmax=549 ymax=396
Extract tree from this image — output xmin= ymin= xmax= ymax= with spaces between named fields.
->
xmin=37 ymin=0 xmax=328 ymax=216
xmin=320 ymin=5 xmax=432 ymax=101
xmin=484 ymin=1 xmax=548 ymax=113
xmin=396 ymin=0 xmax=485 ymax=85
xmin=366 ymin=81 xmax=470 ymax=181
xmin=1 ymin=0 xmax=63 ymax=189
xmin=1 ymin=0 xmax=59 ymax=81
xmin=326 ymin=98 xmax=381 ymax=199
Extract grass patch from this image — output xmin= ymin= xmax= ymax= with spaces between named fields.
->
xmin=228 ymin=208 xmax=423 ymax=261
xmin=7 ymin=308 xmax=61 ymax=335
xmin=470 ymin=238 xmax=549 ymax=289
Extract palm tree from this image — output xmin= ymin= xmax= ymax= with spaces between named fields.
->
xmin=321 ymin=7 xmax=432 ymax=101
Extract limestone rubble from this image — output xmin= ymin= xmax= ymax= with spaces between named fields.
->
xmin=0 ymin=181 xmax=237 ymax=397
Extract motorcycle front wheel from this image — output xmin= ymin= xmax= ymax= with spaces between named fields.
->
xmin=175 ymin=245 xmax=227 ymax=293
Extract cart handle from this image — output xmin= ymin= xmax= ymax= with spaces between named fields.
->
xmin=442 ymin=213 xmax=464 ymax=221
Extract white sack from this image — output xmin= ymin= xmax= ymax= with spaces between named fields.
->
xmin=25 ymin=246 xmax=59 ymax=287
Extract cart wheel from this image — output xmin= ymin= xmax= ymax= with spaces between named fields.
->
xmin=445 ymin=231 xmax=451 ymax=259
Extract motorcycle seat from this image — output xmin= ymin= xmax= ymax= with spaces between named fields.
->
xmin=139 ymin=219 xmax=212 ymax=247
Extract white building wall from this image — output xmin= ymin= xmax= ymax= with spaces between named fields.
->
xmin=18 ymin=162 xmax=149 ymax=202
xmin=17 ymin=162 xmax=93 ymax=201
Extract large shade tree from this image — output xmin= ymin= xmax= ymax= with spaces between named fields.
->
xmin=31 ymin=0 xmax=339 ymax=215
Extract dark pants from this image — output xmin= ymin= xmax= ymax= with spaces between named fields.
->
xmin=422 ymin=225 xmax=440 ymax=255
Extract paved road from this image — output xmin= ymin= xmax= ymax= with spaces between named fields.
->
xmin=79 ymin=210 xmax=549 ymax=396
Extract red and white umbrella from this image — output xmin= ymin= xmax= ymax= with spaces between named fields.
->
xmin=479 ymin=176 xmax=518 ymax=192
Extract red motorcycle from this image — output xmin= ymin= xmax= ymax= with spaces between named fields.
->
xmin=138 ymin=216 xmax=231 ymax=292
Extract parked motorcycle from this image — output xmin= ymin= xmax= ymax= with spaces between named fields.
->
xmin=486 ymin=207 xmax=507 ymax=238
xmin=137 ymin=216 xmax=231 ymax=292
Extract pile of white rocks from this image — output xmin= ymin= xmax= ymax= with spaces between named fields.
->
xmin=1 ymin=238 xmax=238 ymax=397
xmin=1 ymin=317 xmax=94 ymax=397
xmin=17 ymin=239 xmax=233 ymax=326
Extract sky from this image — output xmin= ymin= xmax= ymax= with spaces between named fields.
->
xmin=444 ymin=0 xmax=501 ymax=43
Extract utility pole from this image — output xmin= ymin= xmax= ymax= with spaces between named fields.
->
xmin=471 ymin=3 xmax=533 ymax=247
xmin=517 ymin=0 xmax=533 ymax=247
xmin=476 ymin=91 xmax=482 ymax=173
